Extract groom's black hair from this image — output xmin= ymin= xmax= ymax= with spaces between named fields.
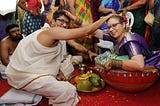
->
xmin=53 ymin=10 xmax=70 ymax=21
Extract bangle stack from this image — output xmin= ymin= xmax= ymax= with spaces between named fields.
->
xmin=110 ymin=59 xmax=122 ymax=69
xmin=74 ymin=17 xmax=83 ymax=26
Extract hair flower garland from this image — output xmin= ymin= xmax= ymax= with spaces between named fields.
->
xmin=122 ymin=16 xmax=128 ymax=24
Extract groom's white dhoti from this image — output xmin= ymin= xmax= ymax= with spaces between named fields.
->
xmin=5 ymin=29 xmax=79 ymax=106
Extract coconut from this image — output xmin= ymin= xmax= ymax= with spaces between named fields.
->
xmin=76 ymin=79 xmax=92 ymax=91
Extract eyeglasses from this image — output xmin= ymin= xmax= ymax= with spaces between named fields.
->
xmin=56 ymin=18 xmax=70 ymax=26
xmin=107 ymin=23 xmax=121 ymax=31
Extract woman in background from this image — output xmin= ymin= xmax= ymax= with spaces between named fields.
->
xmin=148 ymin=0 xmax=160 ymax=51
xmin=18 ymin=0 xmax=43 ymax=36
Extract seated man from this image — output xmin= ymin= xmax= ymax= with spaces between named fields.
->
xmin=1 ymin=24 xmax=23 ymax=66
xmin=5 ymin=10 xmax=111 ymax=106
xmin=0 ymin=24 xmax=23 ymax=79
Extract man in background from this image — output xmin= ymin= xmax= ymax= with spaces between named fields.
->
xmin=0 ymin=24 xmax=23 ymax=79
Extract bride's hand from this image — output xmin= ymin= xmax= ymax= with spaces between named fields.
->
xmin=104 ymin=59 xmax=112 ymax=71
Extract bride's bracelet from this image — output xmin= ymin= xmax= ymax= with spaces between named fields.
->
xmin=110 ymin=59 xmax=122 ymax=69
